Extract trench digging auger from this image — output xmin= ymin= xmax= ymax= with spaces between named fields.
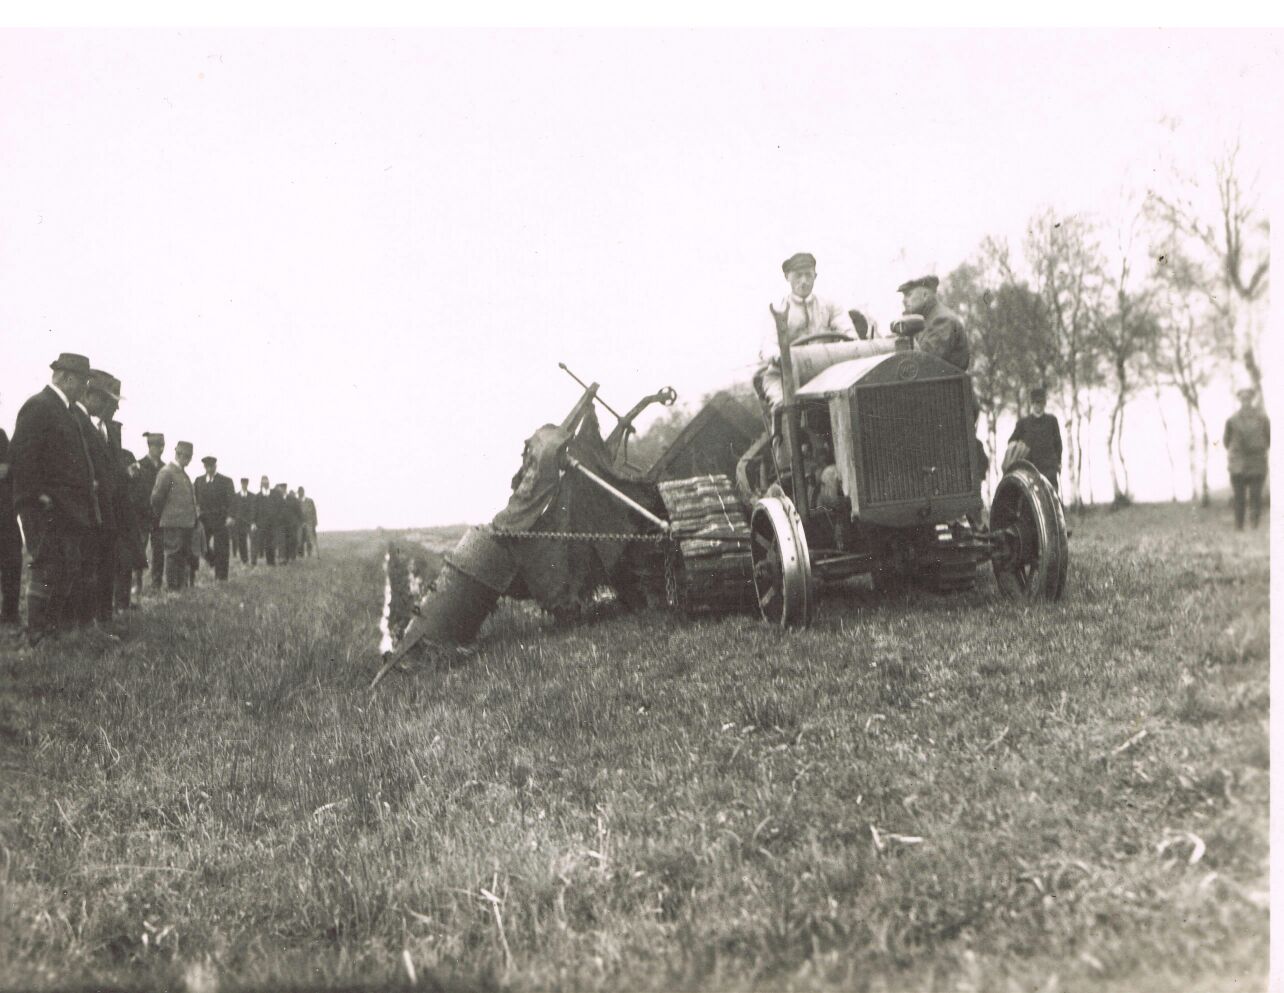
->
xmin=372 ymin=329 xmax=1068 ymax=688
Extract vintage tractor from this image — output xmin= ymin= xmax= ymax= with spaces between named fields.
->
xmin=374 ymin=327 xmax=1067 ymax=683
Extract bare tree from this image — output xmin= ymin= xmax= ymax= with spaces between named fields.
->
xmin=1094 ymin=209 xmax=1161 ymax=504
xmin=1148 ymin=139 xmax=1269 ymax=390
xmin=1025 ymin=209 xmax=1107 ymax=508
xmin=1149 ymin=244 xmax=1230 ymax=506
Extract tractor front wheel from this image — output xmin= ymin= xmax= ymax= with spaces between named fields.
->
xmin=750 ymin=496 xmax=815 ymax=626
xmin=990 ymin=461 xmax=1068 ymax=600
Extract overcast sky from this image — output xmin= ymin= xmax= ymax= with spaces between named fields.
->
xmin=1 ymin=28 xmax=1277 ymax=528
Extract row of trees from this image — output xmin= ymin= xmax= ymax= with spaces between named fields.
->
xmin=951 ymin=142 xmax=1269 ymax=508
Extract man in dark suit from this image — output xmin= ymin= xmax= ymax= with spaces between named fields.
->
xmin=84 ymin=371 xmax=147 ymax=615
xmin=136 ymin=432 xmax=167 ymax=592
xmin=194 ymin=456 xmax=236 ymax=581
xmin=231 ymin=477 xmax=253 ymax=566
xmin=0 ymin=395 xmax=23 ymax=630
xmin=284 ymin=486 xmax=303 ymax=563
xmin=251 ymin=475 xmax=275 ymax=565
xmin=71 ymin=380 xmax=118 ymax=629
xmin=269 ymin=483 xmax=290 ymax=564
xmin=7 ymin=353 xmax=99 ymax=646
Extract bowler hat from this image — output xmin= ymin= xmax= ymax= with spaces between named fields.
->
xmin=1030 ymin=386 xmax=1048 ymax=403
xmin=201 ymin=455 xmax=218 ymax=465
xmin=897 ymin=275 xmax=940 ymax=294
xmin=782 ymin=252 xmax=817 ymax=274
xmin=50 ymin=352 xmax=91 ymax=375
xmin=87 ymin=370 xmax=122 ymax=401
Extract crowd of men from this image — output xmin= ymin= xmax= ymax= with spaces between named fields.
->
xmin=0 ymin=353 xmax=320 ymax=648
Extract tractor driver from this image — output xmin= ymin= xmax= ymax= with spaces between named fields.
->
xmin=755 ymin=252 xmax=855 ymax=410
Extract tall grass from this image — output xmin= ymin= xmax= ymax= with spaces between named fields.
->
xmin=0 ymin=504 xmax=1268 ymax=991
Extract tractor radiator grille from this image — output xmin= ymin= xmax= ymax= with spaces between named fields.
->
xmin=856 ymin=379 xmax=974 ymax=504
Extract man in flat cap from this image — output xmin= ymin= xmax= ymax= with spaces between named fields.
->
xmin=151 ymin=441 xmax=198 ymax=591
xmin=892 ymin=275 xmax=970 ymax=371
xmin=135 ymin=432 xmax=168 ymax=593
xmin=195 ymin=456 xmax=236 ymax=580
xmin=757 ymin=252 xmax=856 ymax=405
xmin=231 ymin=477 xmax=253 ymax=566
xmin=1224 ymin=386 xmax=1270 ymax=530
xmin=7 ymin=353 xmax=100 ymax=645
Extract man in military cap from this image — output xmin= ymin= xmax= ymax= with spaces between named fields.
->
xmin=1224 ymin=387 xmax=1270 ymax=530
xmin=195 ymin=456 xmax=236 ymax=580
xmin=892 ymin=275 xmax=970 ymax=371
xmin=151 ymin=441 xmax=198 ymax=590
xmin=136 ymin=432 xmax=167 ymax=592
xmin=231 ymin=477 xmax=253 ymax=566
xmin=7 ymin=353 xmax=99 ymax=645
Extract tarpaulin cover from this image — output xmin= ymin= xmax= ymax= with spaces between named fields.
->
xmin=491 ymin=406 xmax=663 ymax=618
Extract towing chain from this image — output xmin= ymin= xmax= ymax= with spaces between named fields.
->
xmin=488 ymin=526 xmax=672 ymax=544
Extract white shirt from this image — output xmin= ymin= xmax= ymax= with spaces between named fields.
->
xmin=758 ymin=293 xmax=856 ymax=362
xmin=49 ymin=383 xmax=70 ymax=407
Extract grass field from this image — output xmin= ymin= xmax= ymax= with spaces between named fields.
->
xmin=0 ymin=503 xmax=1270 ymax=992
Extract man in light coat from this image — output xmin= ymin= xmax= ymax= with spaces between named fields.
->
xmin=150 ymin=440 xmax=198 ymax=590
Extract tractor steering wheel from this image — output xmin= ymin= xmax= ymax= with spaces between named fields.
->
xmin=791 ymin=332 xmax=854 ymax=347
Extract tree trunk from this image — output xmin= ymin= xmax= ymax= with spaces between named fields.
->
xmin=1154 ymin=388 xmax=1179 ymax=501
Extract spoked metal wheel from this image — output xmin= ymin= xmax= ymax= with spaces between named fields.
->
xmin=990 ymin=461 xmax=1068 ymax=600
xmin=750 ymin=496 xmax=815 ymax=626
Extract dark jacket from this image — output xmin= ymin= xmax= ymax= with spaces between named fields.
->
xmin=8 ymin=386 xmax=99 ymax=526
xmin=74 ymin=405 xmax=118 ymax=531
xmin=230 ymin=489 xmax=254 ymax=528
xmin=136 ymin=453 xmax=165 ymax=529
xmin=913 ymin=301 xmax=970 ymax=371
xmin=194 ymin=472 xmax=236 ymax=531
xmin=1009 ymin=413 xmax=1063 ymax=481
xmin=252 ymin=489 xmax=275 ymax=528
xmin=285 ymin=493 xmax=304 ymax=526
xmin=0 ymin=429 xmax=18 ymax=535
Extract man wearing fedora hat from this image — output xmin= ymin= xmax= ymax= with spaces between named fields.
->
xmin=7 ymin=353 xmax=101 ymax=645
xmin=194 ymin=455 xmax=236 ymax=580
xmin=70 ymin=372 xmax=121 ymax=630
xmin=84 ymin=371 xmax=147 ymax=618
xmin=1224 ymin=387 xmax=1270 ymax=530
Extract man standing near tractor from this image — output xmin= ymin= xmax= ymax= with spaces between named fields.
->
xmin=1224 ymin=387 xmax=1270 ymax=530
xmin=1006 ymin=386 xmax=1063 ymax=492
